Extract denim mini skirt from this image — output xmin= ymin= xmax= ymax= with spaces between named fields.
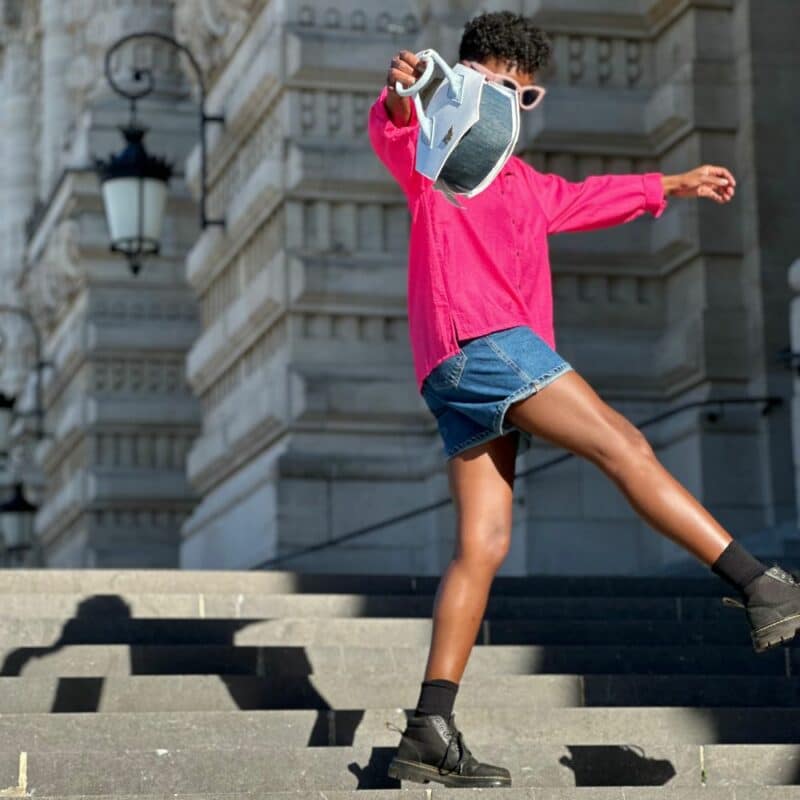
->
xmin=421 ymin=325 xmax=574 ymax=460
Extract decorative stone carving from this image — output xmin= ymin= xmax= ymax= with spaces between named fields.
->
xmin=174 ymin=0 xmax=258 ymax=80
xmin=24 ymin=220 xmax=82 ymax=334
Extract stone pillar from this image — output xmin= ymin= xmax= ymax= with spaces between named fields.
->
xmin=39 ymin=0 xmax=73 ymax=198
xmin=17 ymin=0 xmax=203 ymax=567
xmin=0 ymin=34 xmax=37 ymax=392
xmin=789 ymin=259 xmax=800 ymax=527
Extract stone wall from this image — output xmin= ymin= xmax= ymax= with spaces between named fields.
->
xmin=0 ymin=0 xmax=796 ymax=572
xmin=0 ymin=0 xmax=202 ymax=565
xmin=174 ymin=0 xmax=796 ymax=575
xmin=791 ymin=259 xmax=800 ymax=525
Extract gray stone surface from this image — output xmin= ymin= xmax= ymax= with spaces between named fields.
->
xmin=15 ymin=744 xmax=703 ymax=793
xmin=21 ymin=791 xmax=800 ymax=800
xmin=0 ymin=591 xmax=703 ymax=619
xmin=0 ymin=565 xmax=799 ymax=794
xmin=1 ymin=707 xmax=800 ymax=750
xmin=5 ymin=673 xmax=800 ymax=713
xmin=0 ymin=615 xmax=763 ymax=647
xmin=0 ymin=1 xmax=796 ymax=571
xmin=22 ymin=792 xmax=800 ymax=800
xmin=0 ymin=589 xmax=770 ymax=621
xmin=0 ymin=568 xmax=733 ymax=595
xmin=0 ymin=642 xmax=789 ymax=678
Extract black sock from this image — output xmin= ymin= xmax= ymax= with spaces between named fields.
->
xmin=711 ymin=540 xmax=767 ymax=594
xmin=414 ymin=678 xmax=458 ymax=719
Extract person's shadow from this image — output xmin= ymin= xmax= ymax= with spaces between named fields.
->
xmin=559 ymin=745 xmax=676 ymax=786
xmin=0 ymin=593 xmax=363 ymax=749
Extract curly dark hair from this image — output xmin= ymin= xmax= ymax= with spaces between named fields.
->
xmin=458 ymin=11 xmax=552 ymax=76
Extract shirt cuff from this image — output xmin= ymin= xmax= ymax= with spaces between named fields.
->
xmin=373 ymin=85 xmax=419 ymax=130
xmin=643 ymin=172 xmax=668 ymax=218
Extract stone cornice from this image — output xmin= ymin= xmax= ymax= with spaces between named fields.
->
xmin=186 ymin=253 xmax=285 ymax=395
xmin=186 ymin=393 xmax=286 ymax=495
xmin=524 ymin=0 xmax=733 ymax=38
xmin=186 ymin=185 xmax=283 ymax=295
xmin=184 ymin=0 xmax=282 ymax=190
xmin=185 ymin=71 xmax=282 ymax=193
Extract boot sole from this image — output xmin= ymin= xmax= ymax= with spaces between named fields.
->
xmin=753 ymin=612 xmax=800 ymax=653
xmin=388 ymin=757 xmax=512 ymax=788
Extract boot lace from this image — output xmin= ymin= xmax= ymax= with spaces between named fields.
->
xmin=385 ymin=714 xmax=474 ymax=776
xmin=439 ymin=715 xmax=472 ymax=775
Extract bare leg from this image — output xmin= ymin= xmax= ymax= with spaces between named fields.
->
xmin=423 ymin=432 xmax=519 ymax=682
xmin=505 ymin=369 xmax=732 ymax=565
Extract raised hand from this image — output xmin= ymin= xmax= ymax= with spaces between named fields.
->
xmin=386 ymin=49 xmax=426 ymax=93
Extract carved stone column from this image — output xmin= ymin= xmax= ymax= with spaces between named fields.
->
xmin=789 ymin=259 xmax=800 ymax=527
xmin=0 ymin=30 xmax=38 ymax=399
xmin=18 ymin=0 xmax=202 ymax=567
xmin=39 ymin=0 xmax=72 ymax=198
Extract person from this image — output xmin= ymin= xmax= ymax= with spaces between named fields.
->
xmin=367 ymin=10 xmax=800 ymax=790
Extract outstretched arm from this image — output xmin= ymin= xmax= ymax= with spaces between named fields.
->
xmin=526 ymin=163 xmax=735 ymax=235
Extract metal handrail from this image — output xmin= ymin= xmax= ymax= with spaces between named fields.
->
xmin=253 ymin=394 xmax=782 ymax=569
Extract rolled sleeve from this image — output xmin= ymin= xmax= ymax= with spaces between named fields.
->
xmin=642 ymin=172 xmax=668 ymax=218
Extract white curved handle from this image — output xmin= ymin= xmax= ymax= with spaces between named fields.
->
xmin=394 ymin=51 xmax=435 ymax=97
xmin=392 ymin=49 xmax=464 ymax=145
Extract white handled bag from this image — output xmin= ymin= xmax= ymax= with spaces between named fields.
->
xmin=395 ymin=49 xmax=520 ymax=203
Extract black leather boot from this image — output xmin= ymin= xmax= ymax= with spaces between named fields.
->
xmin=387 ymin=712 xmax=511 ymax=788
xmin=723 ymin=565 xmax=800 ymax=652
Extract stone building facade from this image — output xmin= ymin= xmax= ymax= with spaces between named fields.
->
xmin=0 ymin=0 xmax=797 ymax=574
xmin=0 ymin=0 xmax=202 ymax=566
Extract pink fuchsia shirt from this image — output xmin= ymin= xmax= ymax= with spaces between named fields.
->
xmin=367 ymin=86 xmax=668 ymax=393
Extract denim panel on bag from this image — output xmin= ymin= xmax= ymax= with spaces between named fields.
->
xmin=438 ymin=84 xmax=515 ymax=193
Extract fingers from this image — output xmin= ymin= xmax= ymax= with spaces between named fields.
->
xmin=386 ymin=50 xmax=426 ymax=91
xmin=694 ymin=164 xmax=735 ymax=203
xmin=698 ymin=183 xmax=731 ymax=204
xmin=700 ymin=164 xmax=736 ymax=187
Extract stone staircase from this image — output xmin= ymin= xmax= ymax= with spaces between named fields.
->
xmin=2 ymin=569 xmax=800 ymax=799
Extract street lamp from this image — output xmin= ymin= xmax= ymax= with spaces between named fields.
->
xmin=96 ymin=125 xmax=173 ymax=275
xmin=95 ymin=31 xmax=225 ymax=275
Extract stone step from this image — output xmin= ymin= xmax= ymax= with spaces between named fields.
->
xmin=2 ymin=707 xmax=800 ymax=749
xmin=0 ymin=743 xmax=703 ymax=792
xmin=0 ymin=616 xmax=761 ymax=647
xmin=1 ymin=643 xmax=789 ymax=677
xmin=24 ymin=791 xmax=800 ymax=800
xmin=11 ymin=744 xmax=800 ymax=792
xmin=0 ymin=569 xmax=729 ymax=597
xmin=8 ymin=673 xmax=800 ymax=712
xmin=0 ymin=592 xmax=741 ymax=621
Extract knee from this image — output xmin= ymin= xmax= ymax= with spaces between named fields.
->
xmin=457 ymin=520 xmax=512 ymax=573
xmin=598 ymin=421 xmax=656 ymax=480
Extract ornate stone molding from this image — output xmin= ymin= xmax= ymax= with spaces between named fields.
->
xmin=174 ymin=0 xmax=259 ymax=82
xmin=22 ymin=219 xmax=82 ymax=335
